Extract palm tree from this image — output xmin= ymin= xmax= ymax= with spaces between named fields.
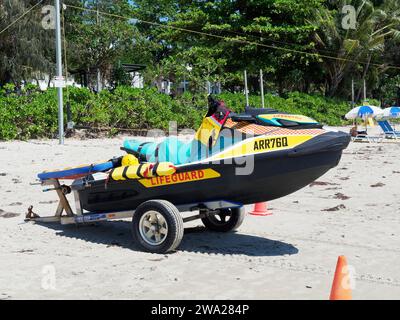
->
xmin=312 ymin=0 xmax=400 ymax=98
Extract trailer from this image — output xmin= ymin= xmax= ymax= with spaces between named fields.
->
xmin=26 ymin=174 xmax=245 ymax=254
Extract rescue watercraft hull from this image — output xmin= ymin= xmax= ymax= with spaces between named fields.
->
xmin=75 ymin=131 xmax=350 ymax=213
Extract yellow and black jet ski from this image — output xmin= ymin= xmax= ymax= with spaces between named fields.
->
xmin=34 ymin=96 xmax=350 ymax=253
xmin=75 ymin=97 xmax=350 ymax=213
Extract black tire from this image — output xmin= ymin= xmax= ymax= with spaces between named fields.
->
xmin=201 ymin=207 xmax=245 ymax=232
xmin=131 ymin=200 xmax=184 ymax=253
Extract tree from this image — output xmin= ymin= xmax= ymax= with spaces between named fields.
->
xmin=2 ymin=0 xmax=400 ymax=101
xmin=312 ymin=0 xmax=400 ymax=98
xmin=136 ymin=0 xmax=326 ymax=94
xmin=64 ymin=0 xmax=137 ymax=89
xmin=0 ymin=0 xmax=54 ymax=85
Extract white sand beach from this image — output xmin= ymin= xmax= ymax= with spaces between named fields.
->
xmin=0 ymin=127 xmax=399 ymax=300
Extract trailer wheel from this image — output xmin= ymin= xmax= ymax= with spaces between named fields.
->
xmin=201 ymin=207 xmax=245 ymax=232
xmin=132 ymin=200 xmax=184 ymax=253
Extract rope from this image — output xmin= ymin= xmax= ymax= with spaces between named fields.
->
xmin=0 ymin=0 xmax=44 ymax=35
xmin=65 ymin=3 xmax=400 ymax=71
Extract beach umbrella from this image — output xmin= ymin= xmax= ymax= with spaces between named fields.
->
xmin=382 ymin=106 xmax=400 ymax=118
xmin=345 ymin=105 xmax=383 ymax=120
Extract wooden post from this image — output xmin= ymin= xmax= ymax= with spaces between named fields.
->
xmin=260 ymin=69 xmax=265 ymax=108
xmin=244 ymin=70 xmax=249 ymax=106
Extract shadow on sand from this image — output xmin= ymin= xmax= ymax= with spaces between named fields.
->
xmin=36 ymin=221 xmax=298 ymax=257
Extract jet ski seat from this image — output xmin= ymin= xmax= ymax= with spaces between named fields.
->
xmin=122 ymin=97 xmax=322 ymax=165
xmin=123 ymin=97 xmax=236 ymax=165
xmin=123 ymin=128 xmax=240 ymax=165
xmin=123 ymin=137 xmax=192 ymax=165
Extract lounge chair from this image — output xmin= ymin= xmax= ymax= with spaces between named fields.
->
xmin=352 ymin=132 xmax=382 ymax=143
xmin=378 ymin=120 xmax=400 ymax=139
xmin=350 ymin=127 xmax=382 ymax=143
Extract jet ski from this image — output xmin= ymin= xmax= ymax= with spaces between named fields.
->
xmin=34 ymin=96 xmax=350 ymax=253
xmin=75 ymin=97 xmax=349 ymax=213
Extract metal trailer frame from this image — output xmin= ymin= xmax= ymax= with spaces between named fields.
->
xmin=25 ymin=178 xmax=241 ymax=226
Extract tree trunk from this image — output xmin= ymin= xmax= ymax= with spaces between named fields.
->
xmin=356 ymin=55 xmax=372 ymax=102
xmin=47 ymin=72 xmax=52 ymax=88
xmin=277 ymin=76 xmax=284 ymax=96
xmin=327 ymin=76 xmax=341 ymax=97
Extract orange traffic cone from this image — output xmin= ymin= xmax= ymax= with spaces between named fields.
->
xmin=249 ymin=202 xmax=272 ymax=216
xmin=329 ymin=255 xmax=352 ymax=300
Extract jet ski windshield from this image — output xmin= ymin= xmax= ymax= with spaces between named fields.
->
xmin=229 ymin=105 xmax=322 ymax=129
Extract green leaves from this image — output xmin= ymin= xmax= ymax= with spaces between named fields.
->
xmin=312 ymin=0 xmax=400 ymax=97
xmin=0 ymin=86 xmax=352 ymax=140
xmin=0 ymin=0 xmax=54 ymax=84
xmin=1 ymin=0 xmax=400 ymax=105
xmin=65 ymin=0 xmax=136 ymax=78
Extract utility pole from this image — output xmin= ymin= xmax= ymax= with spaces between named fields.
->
xmin=244 ymin=70 xmax=249 ymax=106
xmin=260 ymin=69 xmax=265 ymax=108
xmin=96 ymin=1 xmax=102 ymax=92
xmin=55 ymin=0 xmax=64 ymax=144
xmin=363 ymin=79 xmax=367 ymax=103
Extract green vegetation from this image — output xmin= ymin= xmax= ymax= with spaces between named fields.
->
xmin=80 ymin=0 xmax=400 ymax=100
xmin=2 ymin=1 xmax=400 ymax=100
xmin=1 ymin=1 xmax=400 ymax=140
xmin=0 ymin=86 xmax=352 ymax=140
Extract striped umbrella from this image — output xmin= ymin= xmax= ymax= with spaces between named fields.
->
xmin=345 ymin=105 xmax=383 ymax=120
xmin=382 ymin=106 xmax=400 ymax=118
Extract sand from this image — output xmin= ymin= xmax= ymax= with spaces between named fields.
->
xmin=0 ymin=127 xmax=399 ymax=300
